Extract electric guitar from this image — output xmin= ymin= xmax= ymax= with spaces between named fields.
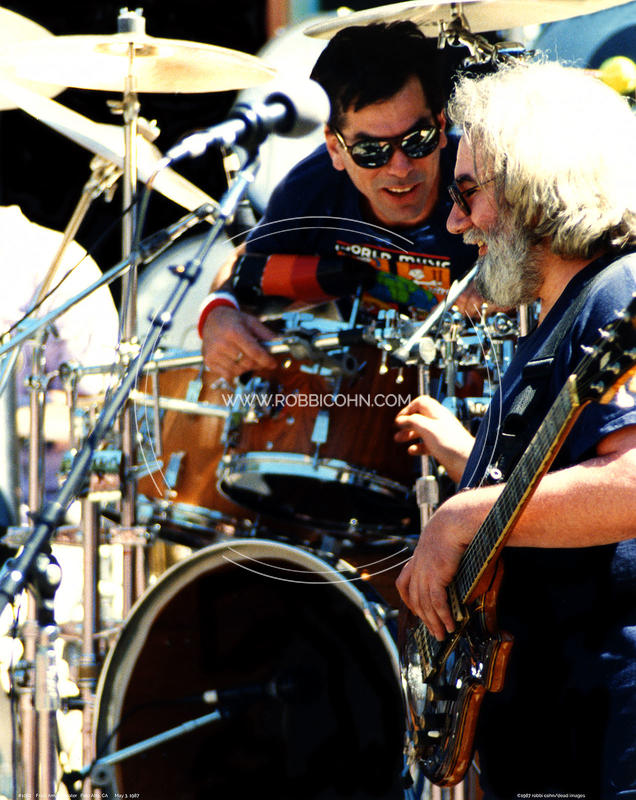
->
xmin=400 ymin=293 xmax=636 ymax=786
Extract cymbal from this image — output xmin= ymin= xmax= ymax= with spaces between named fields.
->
xmin=0 ymin=31 xmax=277 ymax=93
xmin=305 ymin=0 xmax=635 ymax=38
xmin=0 ymin=7 xmax=65 ymax=109
xmin=0 ymin=77 xmax=217 ymax=213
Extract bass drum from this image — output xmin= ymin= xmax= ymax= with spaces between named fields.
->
xmin=235 ymin=16 xmax=331 ymax=215
xmin=93 ymin=539 xmax=408 ymax=799
xmin=137 ymin=230 xmax=234 ymax=351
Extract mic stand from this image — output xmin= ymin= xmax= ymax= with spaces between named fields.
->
xmin=17 ymin=327 xmax=52 ymax=797
xmin=0 ymin=157 xmax=256 ymax=799
xmin=393 ymin=264 xmax=478 ymax=363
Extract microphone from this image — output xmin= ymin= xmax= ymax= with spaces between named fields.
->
xmin=137 ymin=203 xmax=217 ymax=262
xmin=201 ymin=668 xmax=315 ymax=708
xmin=165 ymin=79 xmax=331 ymax=163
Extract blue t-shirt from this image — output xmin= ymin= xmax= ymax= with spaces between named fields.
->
xmin=244 ymin=134 xmax=476 ymax=315
xmin=462 ymin=251 xmax=636 ymax=799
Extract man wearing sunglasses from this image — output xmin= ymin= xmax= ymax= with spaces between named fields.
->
xmin=396 ymin=61 xmax=636 ymax=798
xmin=200 ymin=21 xmax=478 ymax=382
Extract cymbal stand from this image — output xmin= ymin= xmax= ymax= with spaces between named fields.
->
xmin=10 ymin=158 xmax=121 ymax=799
xmin=436 ymin=10 xmax=528 ymax=66
xmin=112 ymin=7 xmax=147 ymax=614
xmin=415 ymin=346 xmax=439 ymax=529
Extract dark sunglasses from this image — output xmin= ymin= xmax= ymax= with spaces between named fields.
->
xmin=447 ymin=178 xmax=495 ymax=216
xmin=331 ymin=121 xmax=440 ymax=169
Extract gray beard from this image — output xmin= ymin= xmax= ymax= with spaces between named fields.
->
xmin=468 ymin=218 xmax=543 ymax=307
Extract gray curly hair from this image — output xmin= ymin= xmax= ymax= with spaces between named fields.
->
xmin=447 ymin=60 xmax=636 ymax=258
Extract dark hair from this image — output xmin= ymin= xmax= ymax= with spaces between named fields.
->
xmin=310 ymin=21 xmax=447 ymax=128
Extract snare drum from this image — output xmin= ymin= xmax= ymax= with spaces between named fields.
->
xmin=92 ymin=539 xmax=409 ymax=799
xmin=218 ymin=346 xmax=419 ymax=536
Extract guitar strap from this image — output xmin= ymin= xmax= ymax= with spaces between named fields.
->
xmin=488 ymin=254 xmax=617 ymax=482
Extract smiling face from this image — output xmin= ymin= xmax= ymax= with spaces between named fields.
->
xmin=447 ymin=136 xmax=544 ymax=307
xmin=325 ymin=75 xmax=447 ymax=228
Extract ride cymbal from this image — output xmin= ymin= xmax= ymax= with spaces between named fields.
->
xmin=0 ymin=31 xmax=277 ymax=94
xmin=304 ymin=0 xmax=635 ymax=38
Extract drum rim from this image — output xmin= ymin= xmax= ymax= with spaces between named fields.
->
xmin=219 ymin=452 xmax=413 ymax=496
xmin=137 ymin=493 xmax=248 ymax=529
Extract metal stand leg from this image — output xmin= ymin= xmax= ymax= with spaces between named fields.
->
xmin=79 ymin=496 xmax=101 ymax=797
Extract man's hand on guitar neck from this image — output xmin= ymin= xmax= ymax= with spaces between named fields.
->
xmin=396 ymin=485 xmax=500 ymax=641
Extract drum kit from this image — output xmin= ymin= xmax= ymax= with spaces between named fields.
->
xmin=0 ymin=2 xmax=628 ymax=800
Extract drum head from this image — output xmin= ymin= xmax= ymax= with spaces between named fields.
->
xmin=93 ymin=539 xmax=406 ymax=799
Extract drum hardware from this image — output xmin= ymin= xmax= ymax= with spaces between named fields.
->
xmin=218 ymin=342 xmax=419 ymax=536
xmin=393 ymin=264 xmax=479 ymax=364
xmin=0 ymin=76 xmax=221 ymax=216
xmin=1 ymin=524 xmax=83 ymax=549
xmin=129 ymin=386 xmax=230 ymax=420
xmin=0 ymin=12 xmax=276 ymax=797
xmin=304 ymin=0 xmax=632 ymax=42
xmin=0 ymin=13 xmax=276 ymax=95
xmin=262 ymin=309 xmax=366 ymax=377
xmin=0 ymin=150 xmax=252 ymax=798
xmin=416 ymin=347 xmax=441 ymax=530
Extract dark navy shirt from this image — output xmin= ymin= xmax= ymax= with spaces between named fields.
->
xmin=462 ymin=251 xmax=636 ymax=799
xmin=244 ymin=134 xmax=476 ymax=315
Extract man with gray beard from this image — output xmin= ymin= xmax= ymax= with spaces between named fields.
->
xmin=395 ymin=60 xmax=636 ymax=798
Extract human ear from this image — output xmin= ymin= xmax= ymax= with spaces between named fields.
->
xmin=324 ymin=126 xmax=347 ymax=172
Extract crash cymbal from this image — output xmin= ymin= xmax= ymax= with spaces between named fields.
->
xmin=0 ymin=77 xmax=217 ymax=213
xmin=305 ymin=0 xmax=635 ymax=38
xmin=0 ymin=31 xmax=277 ymax=94
xmin=0 ymin=7 xmax=64 ymax=109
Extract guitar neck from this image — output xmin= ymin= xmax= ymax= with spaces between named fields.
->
xmin=416 ymin=376 xmax=585 ymax=673
xmin=455 ymin=375 xmax=583 ymax=605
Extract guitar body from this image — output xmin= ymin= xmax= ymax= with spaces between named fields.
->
xmin=400 ymin=562 xmax=513 ymax=786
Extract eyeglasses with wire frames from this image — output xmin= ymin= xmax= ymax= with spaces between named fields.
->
xmin=331 ymin=120 xmax=440 ymax=169
xmin=447 ymin=177 xmax=495 ymax=216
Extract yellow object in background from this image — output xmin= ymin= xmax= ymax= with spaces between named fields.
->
xmin=598 ymin=55 xmax=636 ymax=94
